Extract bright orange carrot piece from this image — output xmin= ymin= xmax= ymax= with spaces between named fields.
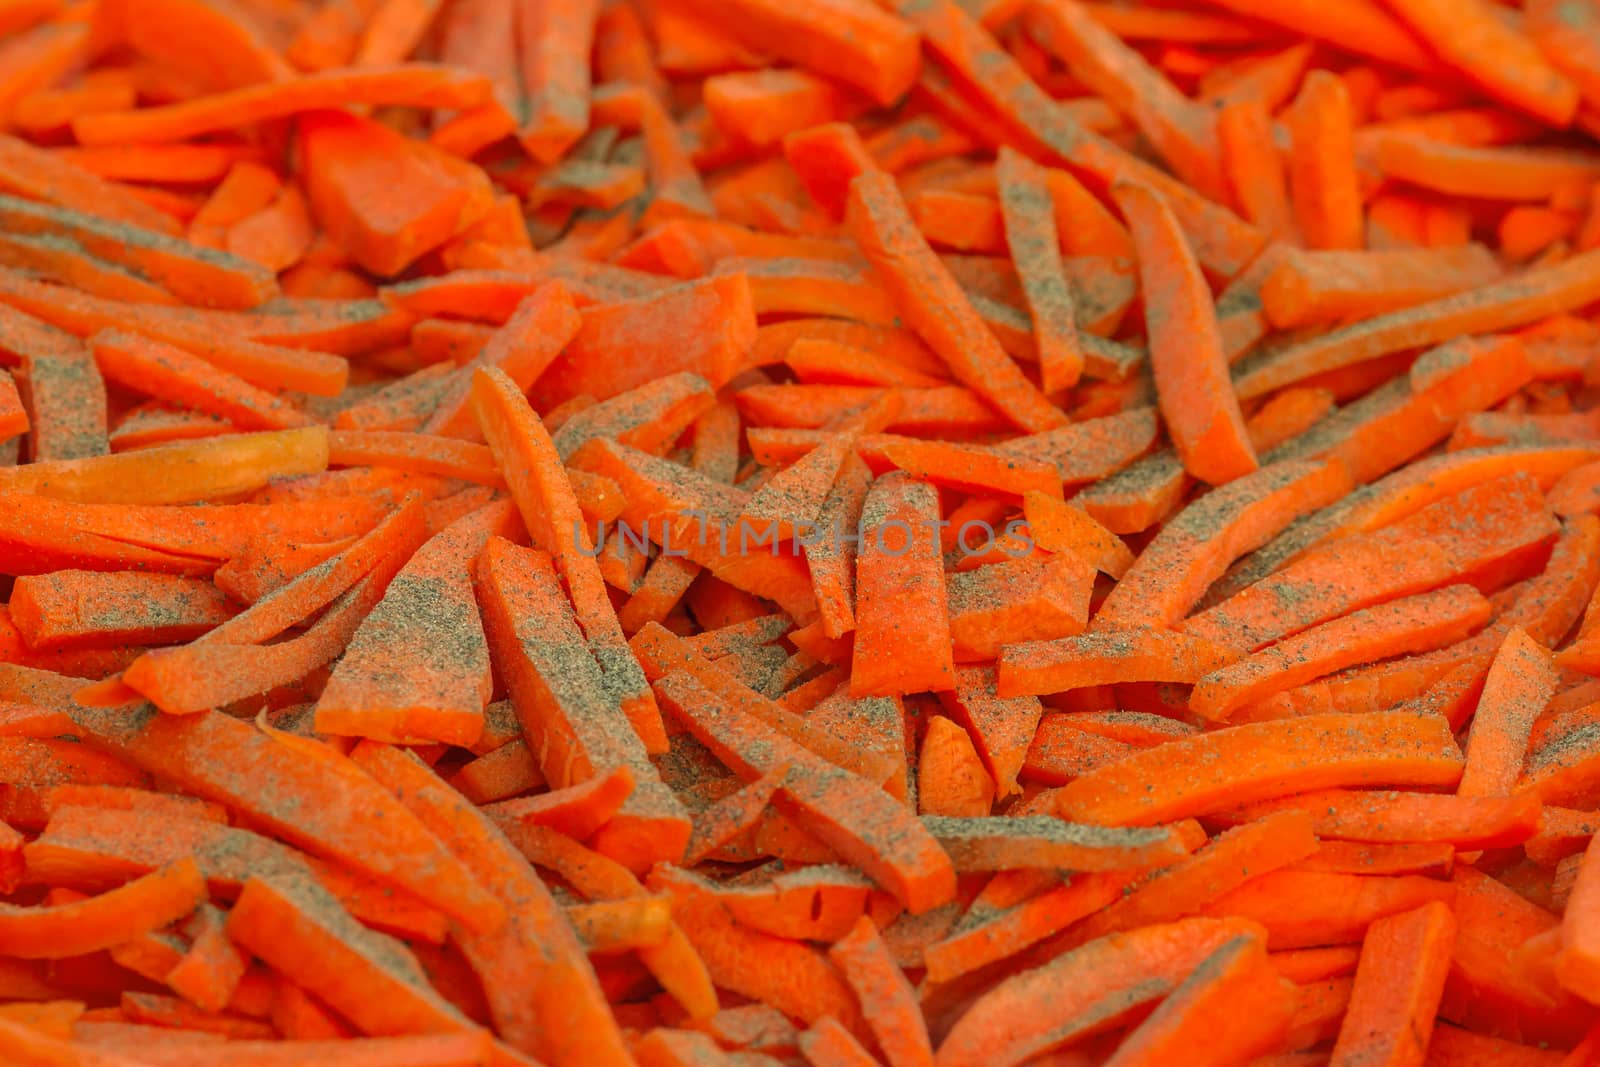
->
xmin=654 ymin=672 xmax=956 ymax=913
xmin=1383 ymin=0 xmax=1578 ymax=126
xmin=1103 ymin=933 xmax=1297 ymax=1067
xmin=1114 ymin=181 xmax=1256 ymax=484
xmin=62 ymin=701 xmax=503 ymax=934
xmin=1286 ymin=71 xmax=1364 ymax=251
xmin=696 ymin=0 xmax=919 ymax=107
xmin=350 ymin=741 xmax=632 ymax=1066
xmin=1189 ymin=585 xmax=1492 ymax=721
xmin=1095 ymin=460 xmax=1352 ymax=629
xmin=299 ymin=109 xmax=492 ymax=276
xmin=936 ymin=917 xmax=1268 ymax=1067
xmin=1045 ymin=712 xmax=1464 ymax=826
xmin=0 ymin=857 xmax=203 ymax=959
xmin=313 ymin=500 xmax=516 ymax=748
xmin=847 ymin=169 xmax=1066 ymax=433
xmin=1328 ymin=902 xmax=1457 ymax=1067
xmin=471 ymin=366 xmax=666 ymax=752
xmin=10 ymin=571 xmax=235 ymax=650
xmin=850 ymin=472 xmax=957 ymax=697
xmin=474 ymin=537 xmax=689 ymax=874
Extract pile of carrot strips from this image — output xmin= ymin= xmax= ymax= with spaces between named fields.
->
xmin=6 ymin=0 xmax=1600 ymax=1064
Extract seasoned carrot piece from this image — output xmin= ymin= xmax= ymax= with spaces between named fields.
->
xmin=474 ymin=537 xmax=688 ymax=873
xmin=937 ymin=917 xmax=1267 ymax=1067
xmin=299 ymin=110 xmax=493 ymax=276
xmin=851 ymin=472 xmax=956 ymax=697
xmin=1044 ymin=712 xmax=1465 ymax=826
xmin=847 ymin=170 xmax=1066 ymax=434
xmin=1286 ymin=72 xmax=1364 ymax=251
xmin=1328 ymin=903 xmax=1457 ymax=1066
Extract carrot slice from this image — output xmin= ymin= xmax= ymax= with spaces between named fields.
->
xmin=707 ymin=0 xmax=918 ymax=107
xmin=1189 ymin=584 xmax=1492 ymax=721
xmin=474 ymin=537 xmax=689 ymax=873
xmin=1328 ymin=902 xmax=1457 ymax=1066
xmin=1102 ymin=934 xmax=1296 ymax=1067
xmin=936 ymin=917 xmax=1267 ymax=1067
xmin=313 ymin=500 xmax=516 ymax=747
xmin=1286 ymin=72 xmax=1363 ymax=251
xmin=0 ymin=857 xmax=204 ymax=959
xmin=850 ymin=472 xmax=957 ymax=697
xmin=63 ymin=702 xmax=503 ymax=934
xmin=1044 ymin=712 xmax=1464 ymax=826
xmin=350 ymin=741 xmax=631 ymax=1066
xmin=654 ymin=672 xmax=955 ymax=913
xmin=1114 ymin=181 xmax=1256 ymax=484
xmin=1095 ymin=460 xmax=1352 ymax=629
xmin=225 ymin=872 xmax=476 ymax=1040
xmin=1235 ymin=248 xmax=1600 ymax=400
xmin=1382 ymin=0 xmax=1578 ymax=126
xmin=846 ymin=169 xmax=1066 ymax=433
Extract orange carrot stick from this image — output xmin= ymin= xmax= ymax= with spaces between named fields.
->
xmin=1383 ymin=0 xmax=1579 ymax=126
xmin=1286 ymin=72 xmax=1364 ymax=251
xmin=1044 ymin=712 xmax=1464 ymax=826
xmin=846 ymin=170 xmax=1067 ymax=434
xmin=1328 ymin=903 xmax=1457 ymax=1067
xmin=1114 ymin=181 xmax=1257 ymax=485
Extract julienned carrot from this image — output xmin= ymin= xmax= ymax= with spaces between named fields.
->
xmin=847 ymin=170 xmax=1066 ymax=434
xmin=1024 ymin=0 xmax=1226 ymax=202
xmin=1382 ymin=0 xmax=1578 ymax=127
xmin=473 ymin=537 xmax=689 ymax=874
xmin=10 ymin=570 xmax=236 ymax=650
xmin=1328 ymin=903 xmax=1456 ymax=1067
xmin=61 ymin=701 xmax=504 ymax=934
xmin=654 ymin=672 xmax=955 ymax=913
xmin=313 ymin=501 xmax=516 ymax=747
xmin=349 ymin=740 xmax=631 ymax=1066
xmin=8 ymin=0 xmax=1600 ymax=1059
xmin=1115 ymin=181 xmax=1256 ymax=485
xmin=1260 ymin=244 xmax=1503 ymax=329
xmin=1188 ymin=584 xmax=1492 ymax=721
xmin=994 ymin=149 xmax=1083 ymax=393
xmin=850 ymin=472 xmax=956 ymax=697
xmin=470 ymin=366 xmax=666 ymax=752
xmin=1042 ymin=712 xmax=1464 ymax=826
xmin=937 ymin=917 xmax=1267 ymax=1067
xmin=0 ymin=857 xmax=204 ymax=958
xmin=1236 ymin=247 xmax=1600 ymax=400
xmin=1096 ymin=459 xmax=1351 ymax=628
xmin=694 ymin=0 xmax=918 ymax=108
xmin=1286 ymin=71 xmax=1364 ymax=252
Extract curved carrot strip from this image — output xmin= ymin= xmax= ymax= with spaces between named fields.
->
xmin=1114 ymin=181 xmax=1256 ymax=484
xmin=1044 ymin=712 xmax=1464 ymax=826
xmin=847 ymin=170 xmax=1065 ymax=433
xmin=936 ymin=917 xmax=1267 ymax=1067
xmin=0 ymin=857 xmax=204 ymax=958
xmin=1095 ymin=459 xmax=1352 ymax=629
xmin=1189 ymin=584 xmax=1492 ymax=721
xmin=1383 ymin=0 xmax=1578 ymax=126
